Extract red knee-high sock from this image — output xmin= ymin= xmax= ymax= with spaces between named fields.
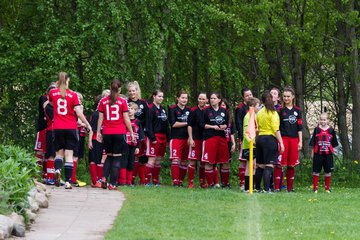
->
xmin=188 ymin=164 xmax=195 ymax=184
xmin=286 ymin=167 xmax=295 ymax=191
xmin=313 ymin=175 xmax=319 ymax=191
xmin=199 ymin=162 xmax=205 ymax=187
xmin=138 ymin=163 xmax=146 ymax=185
xmin=273 ymin=166 xmax=283 ymax=190
xmin=119 ymin=168 xmax=127 ymax=185
xmin=133 ymin=159 xmax=139 ymax=182
xmin=47 ymin=159 xmax=55 ymax=181
xmin=152 ymin=163 xmax=161 ymax=185
xmin=42 ymin=159 xmax=48 ymax=179
xmin=213 ymin=166 xmax=219 ymax=184
xmin=220 ymin=168 xmax=230 ymax=186
xmin=205 ymin=168 xmax=214 ymax=187
xmin=96 ymin=164 xmax=103 ymax=180
xmin=179 ymin=164 xmax=188 ymax=184
xmin=71 ymin=161 xmax=77 ymax=183
xmin=325 ymin=175 xmax=331 ymax=190
xmin=238 ymin=166 xmax=245 ymax=186
xmin=90 ymin=163 xmax=97 ymax=185
xmin=171 ymin=160 xmax=180 ymax=185
xmin=145 ymin=163 xmax=154 ymax=184
xmin=126 ymin=170 xmax=133 ymax=185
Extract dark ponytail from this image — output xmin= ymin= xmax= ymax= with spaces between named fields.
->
xmin=262 ymin=90 xmax=275 ymax=112
xmin=110 ymin=79 xmax=121 ymax=105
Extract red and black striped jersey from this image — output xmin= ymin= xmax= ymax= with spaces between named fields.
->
xmin=279 ymin=106 xmax=302 ymax=137
xmin=168 ymin=104 xmax=191 ymax=139
xmin=146 ymin=103 xmax=169 ymax=141
xmin=187 ymin=106 xmax=204 ymax=140
xmin=309 ymin=126 xmax=339 ymax=155
xmin=126 ymin=118 xmax=144 ymax=147
xmin=201 ymin=106 xmax=229 ymax=140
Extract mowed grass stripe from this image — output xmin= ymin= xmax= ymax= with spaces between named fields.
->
xmin=105 ymin=187 xmax=360 ymax=240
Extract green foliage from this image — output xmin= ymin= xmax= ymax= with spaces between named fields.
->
xmin=0 ymin=145 xmax=39 ymax=215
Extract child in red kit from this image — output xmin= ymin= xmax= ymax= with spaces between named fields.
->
xmin=309 ymin=113 xmax=339 ymax=193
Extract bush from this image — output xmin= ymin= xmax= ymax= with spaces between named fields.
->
xmin=0 ymin=145 xmax=39 ymax=215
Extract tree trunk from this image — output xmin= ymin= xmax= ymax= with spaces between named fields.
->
xmin=349 ymin=0 xmax=360 ymax=160
xmin=335 ymin=0 xmax=351 ymax=158
xmin=202 ymin=39 xmax=210 ymax=94
xmin=191 ymin=48 xmax=198 ymax=103
xmin=285 ymin=0 xmax=311 ymax=158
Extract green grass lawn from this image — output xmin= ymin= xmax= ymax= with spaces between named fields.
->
xmin=105 ymin=186 xmax=360 ymax=240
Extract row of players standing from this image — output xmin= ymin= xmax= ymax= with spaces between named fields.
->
xmin=35 ymin=73 xmax=339 ymax=191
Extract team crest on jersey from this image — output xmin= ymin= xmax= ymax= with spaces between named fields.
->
xmin=288 ymin=115 xmax=297 ymax=124
xmin=160 ymin=112 xmax=167 ymax=121
xmin=220 ymin=112 xmax=225 ymax=117
xmin=186 ymin=111 xmax=189 ymax=115
xmin=140 ymin=104 xmax=144 ymax=109
xmin=215 ymin=115 xmax=224 ymax=124
xmin=294 ymin=111 xmax=298 ymax=116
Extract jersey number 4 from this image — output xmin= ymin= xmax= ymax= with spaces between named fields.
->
xmin=106 ymin=105 xmax=120 ymax=121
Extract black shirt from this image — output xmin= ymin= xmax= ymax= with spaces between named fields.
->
xmin=279 ymin=106 xmax=303 ymax=137
xmin=168 ymin=104 xmax=191 ymax=139
xmin=188 ymin=106 xmax=204 ymax=140
xmin=146 ymin=103 xmax=169 ymax=141
xmin=201 ymin=106 xmax=229 ymax=140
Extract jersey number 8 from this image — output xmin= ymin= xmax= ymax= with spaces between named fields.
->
xmin=57 ymin=99 xmax=68 ymax=115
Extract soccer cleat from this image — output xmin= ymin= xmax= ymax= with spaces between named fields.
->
xmin=154 ymin=183 xmax=161 ymax=187
xmin=188 ymin=183 xmax=194 ymax=189
xmin=46 ymin=179 xmax=55 ymax=185
xmin=214 ymin=183 xmax=221 ymax=188
xmin=108 ymin=184 xmax=118 ymax=190
xmin=145 ymin=183 xmax=153 ymax=187
xmin=64 ymin=181 xmax=72 ymax=189
xmin=95 ymin=180 xmax=102 ymax=188
xmin=54 ymin=170 xmax=61 ymax=187
xmin=325 ymin=189 xmax=332 ymax=193
xmin=101 ymin=180 xmax=107 ymax=189
xmin=221 ymin=184 xmax=231 ymax=189
xmin=287 ymin=189 xmax=296 ymax=193
xmin=273 ymin=189 xmax=280 ymax=193
xmin=239 ymin=185 xmax=245 ymax=191
xmin=314 ymin=190 xmax=318 ymax=194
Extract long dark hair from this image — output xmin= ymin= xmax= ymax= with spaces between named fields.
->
xmin=110 ymin=79 xmax=121 ymax=105
xmin=221 ymin=98 xmax=232 ymax=125
xmin=262 ymin=90 xmax=275 ymax=112
xmin=175 ymin=90 xmax=188 ymax=104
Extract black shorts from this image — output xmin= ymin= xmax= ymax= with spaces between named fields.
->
xmin=74 ymin=136 xmax=85 ymax=158
xmin=138 ymin=155 xmax=148 ymax=164
xmin=242 ymin=148 xmax=256 ymax=161
xmin=103 ymin=134 xmax=128 ymax=155
xmin=313 ymin=154 xmax=334 ymax=173
xmin=54 ymin=129 xmax=79 ymax=152
xmin=45 ymin=130 xmax=55 ymax=159
xmin=256 ymin=135 xmax=278 ymax=165
xmin=89 ymin=139 xmax=104 ymax=164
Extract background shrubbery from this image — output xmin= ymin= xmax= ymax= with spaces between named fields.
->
xmin=0 ymin=145 xmax=39 ymax=216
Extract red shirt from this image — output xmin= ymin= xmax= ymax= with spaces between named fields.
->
xmin=97 ymin=96 xmax=129 ymax=134
xmin=49 ymin=88 xmax=80 ymax=130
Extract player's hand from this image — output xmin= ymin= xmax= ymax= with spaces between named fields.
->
xmin=131 ymin=133 xmax=135 ymax=143
xmin=231 ymin=143 xmax=235 ymax=153
xmin=219 ymin=124 xmax=227 ymax=130
xmin=298 ymin=141 xmax=303 ymax=151
xmin=88 ymin=140 xmax=93 ymax=150
xmin=96 ymin=133 xmax=103 ymax=143
xmin=135 ymin=148 xmax=139 ymax=155
xmin=279 ymin=142 xmax=285 ymax=154
xmin=188 ymin=138 xmax=195 ymax=147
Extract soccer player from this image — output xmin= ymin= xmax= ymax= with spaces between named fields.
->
xmin=242 ymin=97 xmax=260 ymax=191
xmin=43 ymin=84 xmax=57 ymax=185
xmin=97 ymin=80 xmax=134 ymax=190
xmin=187 ymin=93 xmax=208 ymax=188
xmin=309 ymin=113 xmax=339 ymax=193
xmin=88 ymin=95 xmax=104 ymax=187
xmin=71 ymin=92 xmax=87 ymax=187
xmin=274 ymin=86 xmax=302 ymax=192
xmin=169 ymin=90 xmax=191 ymax=187
xmin=220 ymin=99 xmax=236 ymax=187
xmin=255 ymin=90 xmax=284 ymax=192
xmin=145 ymin=90 xmax=169 ymax=186
xmin=119 ymin=102 xmax=144 ymax=186
xmin=235 ymin=88 xmax=253 ymax=190
xmin=201 ymin=92 xmax=230 ymax=188
xmin=49 ymin=72 xmax=92 ymax=189
xmin=270 ymin=87 xmax=282 ymax=110
xmin=127 ymin=81 xmax=148 ymax=185
xmin=35 ymin=83 xmax=55 ymax=181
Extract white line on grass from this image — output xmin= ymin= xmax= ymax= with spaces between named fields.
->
xmin=247 ymin=194 xmax=261 ymax=240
